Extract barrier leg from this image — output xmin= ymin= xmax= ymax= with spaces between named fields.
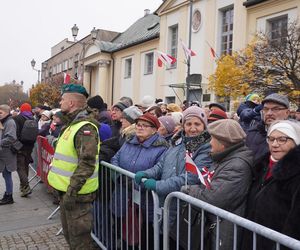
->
xmin=28 ymin=163 xmax=41 ymax=191
xmin=48 ymin=206 xmax=60 ymax=220
xmin=56 ymin=227 xmax=63 ymax=236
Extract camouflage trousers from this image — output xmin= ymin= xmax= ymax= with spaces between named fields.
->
xmin=60 ymin=197 xmax=95 ymax=250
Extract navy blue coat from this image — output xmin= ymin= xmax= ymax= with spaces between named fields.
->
xmin=110 ymin=133 xmax=168 ymax=218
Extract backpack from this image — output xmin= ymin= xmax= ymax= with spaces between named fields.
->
xmin=20 ymin=118 xmax=39 ymax=143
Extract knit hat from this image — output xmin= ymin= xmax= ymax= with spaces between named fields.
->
xmin=123 ymin=106 xmax=143 ymax=124
xmin=159 ymin=116 xmax=176 ymax=134
xmin=170 ymin=112 xmax=183 ymax=125
xmin=182 ymin=106 xmax=207 ymax=127
xmin=268 ymin=120 xmax=300 ymax=145
xmin=208 ymin=119 xmax=246 ymax=145
xmin=208 ymin=103 xmax=226 ymax=112
xmin=167 ymin=103 xmax=182 ymax=113
xmin=136 ymin=113 xmax=160 ymax=129
xmin=113 ymin=101 xmax=129 ymax=111
xmin=87 ymin=95 xmax=105 ymax=110
xmin=139 ymin=95 xmax=155 ymax=108
xmin=20 ymin=103 xmax=32 ymax=112
xmin=245 ymin=93 xmax=260 ymax=102
xmin=41 ymin=110 xmax=52 ymax=119
xmin=262 ymin=93 xmax=289 ymax=109
xmin=208 ymin=109 xmax=228 ymax=122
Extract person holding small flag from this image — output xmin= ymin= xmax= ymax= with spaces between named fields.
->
xmin=181 ymin=119 xmax=253 ymax=250
xmin=135 ymin=106 xmax=212 ymax=231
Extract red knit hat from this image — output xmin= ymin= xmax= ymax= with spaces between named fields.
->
xmin=136 ymin=113 xmax=160 ymax=129
xmin=208 ymin=109 xmax=227 ymax=122
xmin=20 ymin=103 xmax=32 ymax=112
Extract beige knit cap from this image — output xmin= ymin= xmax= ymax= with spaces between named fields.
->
xmin=208 ymin=119 xmax=246 ymax=145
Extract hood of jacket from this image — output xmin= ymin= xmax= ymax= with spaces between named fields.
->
xmin=272 ymin=145 xmax=300 ymax=181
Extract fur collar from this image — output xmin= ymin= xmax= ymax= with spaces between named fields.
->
xmin=273 ymin=145 xmax=300 ymax=180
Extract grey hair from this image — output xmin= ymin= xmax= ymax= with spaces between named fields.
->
xmin=0 ymin=104 xmax=11 ymax=113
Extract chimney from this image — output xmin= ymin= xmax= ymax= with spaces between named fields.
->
xmin=144 ymin=9 xmax=150 ymax=16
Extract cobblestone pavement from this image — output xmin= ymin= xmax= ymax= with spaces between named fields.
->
xmin=0 ymin=224 xmax=69 ymax=250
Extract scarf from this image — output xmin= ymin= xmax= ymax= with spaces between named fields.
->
xmin=183 ymin=130 xmax=211 ymax=154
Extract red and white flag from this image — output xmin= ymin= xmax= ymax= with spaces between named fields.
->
xmin=185 ymin=152 xmax=213 ymax=189
xmin=156 ymin=50 xmax=176 ymax=68
xmin=63 ymin=73 xmax=71 ymax=84
xmin=180 ymin=39 xmax=196 ymax=60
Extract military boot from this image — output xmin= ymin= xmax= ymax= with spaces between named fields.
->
xmin=20 ymin=185 xmax=32 ymax=197
xmin=0 ymin=193 xmax=14 ymax=205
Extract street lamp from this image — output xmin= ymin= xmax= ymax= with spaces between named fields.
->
xmin=70 ymin=25 xmax=100 ymax=84
xmin=31 ymin=59 xmax=41 ymax=83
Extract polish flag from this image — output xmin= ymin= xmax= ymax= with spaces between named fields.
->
xmin=180 ymin=39 xmax=196 ymax=60
xmin=156 ymin=50 xmax=176 ymax=68
xmin=185 ymin=152 xmax=213 ymax=189
xmin=63 ymin=73 xmax=71 ymax=84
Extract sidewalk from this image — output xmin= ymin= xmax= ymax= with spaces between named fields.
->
xmin=0 ymin=170 xmax=69 ymax=249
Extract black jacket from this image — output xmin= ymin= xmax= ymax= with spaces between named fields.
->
xmin=243 ymin=145 xmax=300 ymax=250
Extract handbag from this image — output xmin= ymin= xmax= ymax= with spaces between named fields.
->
xmin=169 ymin=201 xmax=210 ymax=250
xmin=122 ymin=199 xmax=143 ymax=246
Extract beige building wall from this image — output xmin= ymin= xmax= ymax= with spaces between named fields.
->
xmin=245 ymin=0 xmax=300 ymax=43
xmin=112 ymin=38 xmax=159 ymax=105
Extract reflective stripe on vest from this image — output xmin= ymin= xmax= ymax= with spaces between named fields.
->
xmin=47 ymin=121 xmax=100 ymax=194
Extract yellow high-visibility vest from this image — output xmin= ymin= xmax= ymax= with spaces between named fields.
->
xmin=48 ymin=121 xmax=100 ymax=194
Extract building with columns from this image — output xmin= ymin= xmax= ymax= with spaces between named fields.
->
xmin=42 ymin=0 xmax=299 ymax=108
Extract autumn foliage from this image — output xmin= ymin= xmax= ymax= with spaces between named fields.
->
xmin=30 ymin=82 xmax=62 ymax=107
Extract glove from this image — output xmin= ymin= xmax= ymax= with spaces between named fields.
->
xmin=180 ymin=185 xmax=190 ymax=194
xmin=63 ymin=194 xmax=76 ymax=211
xmin=135 ymin=171 xmax=147 ymax=184
xmin=254 ymin=104 xmax=263 ymax=113
xmin=144 ymin=179 xmax=156 ymax=191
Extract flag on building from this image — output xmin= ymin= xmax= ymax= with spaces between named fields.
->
xmin=63 ymin=73 xmax=71 ymax=84
xmin=180 ymin=39 xmax=196 ymax=60
xmin=185 ymin=152 xmax=213 ymax=189
xmin=156 ymin=50 xmax=176 ymax=68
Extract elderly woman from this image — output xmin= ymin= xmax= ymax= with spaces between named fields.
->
xmin=135 ymin=106 xmax=212 ymax=229
xmin=110 ymin=112 xmax=168 ymax=247
xmin=0 ymin=105 xmax=17 ymax=205
xmin=244 ymin=120 xmax=300 ymax=250
xmin=181 ymin=119 xmax=253 ymax=250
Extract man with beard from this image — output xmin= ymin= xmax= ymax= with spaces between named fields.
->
xmin=47 ymin=84 xmax=99 ymax=250
xmin=246 ymin=93 xmax=290 ymax=162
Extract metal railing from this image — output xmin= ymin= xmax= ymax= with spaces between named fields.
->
xmin=163 ymin=192 xmax=300 ymax=250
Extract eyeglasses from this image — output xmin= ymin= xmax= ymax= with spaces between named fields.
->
xmin=262 ymin=107 xmax=287 ymax=113
xmin=266 ymin=136 xmax=292 ymax=145
xmin=135 ymin=123 xmax=154 ymax=129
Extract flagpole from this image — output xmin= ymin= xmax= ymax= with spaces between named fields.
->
xmin=186 ymin=0 xmax=193 ymax=106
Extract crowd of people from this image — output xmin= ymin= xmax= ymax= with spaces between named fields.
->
xmin=0 ymin=87 xmax=300 ymax=249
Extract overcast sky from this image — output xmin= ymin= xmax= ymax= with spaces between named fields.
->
xmin=0 ymin=0 xmax=163 ymax=91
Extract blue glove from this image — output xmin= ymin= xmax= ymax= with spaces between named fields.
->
xmin=254 ymin=104 xmax=263 ymax=113
xmin=135 ymin=171 xmax=147 ymax=184
xmin=144 ymin=179 xmax=156 ymax=191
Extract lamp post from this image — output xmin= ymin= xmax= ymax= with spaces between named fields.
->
xmin=70 ymin=24 xmax=99 ymax=84
xmin=31 ymin=59 xmax=41 ymax=83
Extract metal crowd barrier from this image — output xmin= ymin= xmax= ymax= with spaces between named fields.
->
xmin=92 ymin=161 xmax=162 ymax=250
xmin=163 ymin=191 xmax=300 ymax=250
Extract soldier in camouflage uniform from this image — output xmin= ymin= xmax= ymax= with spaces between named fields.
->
xmin=47 ymin=84 xmax=99 ymax=250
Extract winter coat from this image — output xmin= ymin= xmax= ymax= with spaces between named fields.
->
xmin=186 ymin=142 xmax=253 ymax=250
xmin=110 ymin=133 xmax=168 ymax=219
xmin=143 ymin=131 xmax=212 ymax=227
xmin=246 ymin=121 xmax=268 ymax=162
xmin=0 ymin=115 xmax=17 ymax=172
xmin=243 ymin=145 xmax=300 ymax=250
xmin=237 ymin=101 xmax=261 ymax=133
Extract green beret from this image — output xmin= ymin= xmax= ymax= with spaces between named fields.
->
xmin=61 ymin=84 xmax=89 ymax=98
